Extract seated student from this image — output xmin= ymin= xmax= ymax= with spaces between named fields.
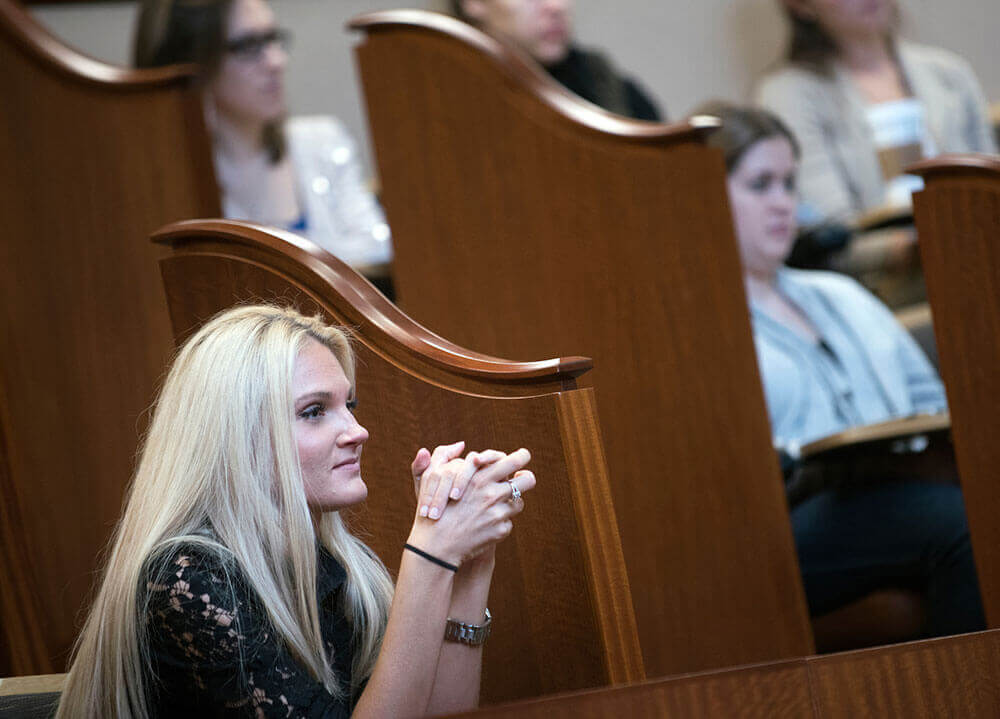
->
xmin=56 ymin=305 xmax=535 ymax=717
xmin=755 ymin=0 xmax=996 ymax=228
xmin=134 ymin=0 xmax=392 ymax=271
xmin=450 ymin=0 xmax=663 ymax=121
xmin=697 ymin=101 xmax=985 ymax=637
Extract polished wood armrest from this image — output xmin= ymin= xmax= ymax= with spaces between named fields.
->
xmin=800 ymin=413 xmax=950 ymax=459
xmin=853 ymin=203 xmax=913 ymax=233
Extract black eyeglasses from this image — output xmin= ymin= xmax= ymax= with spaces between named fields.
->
xmin=225 ymin=27 xmax=292 ymax=61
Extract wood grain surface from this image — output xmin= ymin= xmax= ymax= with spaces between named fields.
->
xmin=910 ymin=154 xmax=1000 ymax=627
xmin=153 ymin=219 xmax=644 ymax=703
xmin=0 ymin=0 xmax=219 ymax=674
xmin=450 ymin=629 xmax=1000 ymax=718
xmin=350 ymin=10 xmax=813 ymax=677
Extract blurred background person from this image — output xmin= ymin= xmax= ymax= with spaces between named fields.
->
xmin=134 ymin=0 xmax=393 ymax=278
xmin=755 ymin=0 xmax=996 ymax=229
xmin=450 ymin=0 xmax=663 ymax=121
xmin=698 ymin=101 xmax=985 ymax=639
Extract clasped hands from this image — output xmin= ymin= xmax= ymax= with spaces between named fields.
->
xmin=407 ymin=441 xmax=535 ymax=568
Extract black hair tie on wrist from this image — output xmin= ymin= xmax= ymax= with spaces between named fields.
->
xmin=404 ymin=543 xmax=458 ymax=572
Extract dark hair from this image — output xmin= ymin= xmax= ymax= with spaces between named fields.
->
xmin=448 ymin=1 xmax=469 ymax=21
xmin=781 ymin=1 xmax=900 ymax=76
xmin=782 ymin=8 xmax=839 ymax=75
xmin=691 ymin=101 xmax=800 ymax=173
xmin=134 ymin=0 xmax=231 ymax=74
xmin=133 ymin=0 xmax=285 ymax=163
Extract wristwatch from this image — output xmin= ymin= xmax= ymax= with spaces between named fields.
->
xmin=444 ymin=608 xmax=492 ymax=646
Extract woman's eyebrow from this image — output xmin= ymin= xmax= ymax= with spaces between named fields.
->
xmin=295 ymin=390 xmax=333 ymax=405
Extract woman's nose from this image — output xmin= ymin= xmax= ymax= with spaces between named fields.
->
xmin=771 ymin=186 xmax=796 ymax=211
xmin=340 ymin=420 xmax=369 ymax=446
xmin=262 ymin=41 xmax=287 ymax=70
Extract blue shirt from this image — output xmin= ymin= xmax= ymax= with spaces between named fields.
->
xmin=750 ymin=268 xmax=946 ymax=451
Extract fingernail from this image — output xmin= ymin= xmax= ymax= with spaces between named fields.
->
xmin=450 ymin=488 xmax=461 ymax=499
xmin=429 ymin=507 xmax=440 ymax=519
xmin=419 ymin=505 xmax=429 ymax=517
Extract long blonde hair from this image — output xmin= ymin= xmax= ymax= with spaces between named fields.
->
xmin=57 ymin=305 xmax=393 ymax=718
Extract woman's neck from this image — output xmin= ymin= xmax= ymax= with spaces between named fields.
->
xmin=212 ymin=111 xmax=267 ymax=163
xmin=743 ymin=269 xmax=780 ymax=303
xmin=835 ymin=32 xmax=893 ymax=73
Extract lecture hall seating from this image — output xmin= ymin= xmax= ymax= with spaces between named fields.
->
xmin=0 ymin=0 xmax=217 ymax=675
xmin=910 ymin=153 xmax=1000 ymax=628
xmin=348 ymin=9 xmax=813 ymax=676
xmin=152 ymin=219 xmax=644 ymax=704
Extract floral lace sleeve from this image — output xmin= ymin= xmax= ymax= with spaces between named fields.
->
xmin=146 ymin=550 xmax=352 ymax=718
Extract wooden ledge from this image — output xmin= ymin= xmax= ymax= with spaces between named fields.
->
xmin=800 ymin=413 xmax=950 ymax=458
xmin=0 ymin=673 xmax=66 ymax=696
xmin=907 ymin=153 xmax=1000 ymax=179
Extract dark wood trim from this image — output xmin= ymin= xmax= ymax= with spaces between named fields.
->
xmin=908 ymin=153 xmax=1000 ymax=179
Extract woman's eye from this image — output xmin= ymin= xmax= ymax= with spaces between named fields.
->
xmin=748 ymin=175 xmax=771 ymax=193
xmin=300 ymin=405 xmax=325 ymax=420
xmin=346 ymin=398 xmax=358 ymax=412
xmin=784 ymin=175 xmax=797 ymax=193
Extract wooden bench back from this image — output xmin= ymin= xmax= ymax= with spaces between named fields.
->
xmin=349 ymin=9 xmax=812 ymax=676
xmin=0 ymin=0 xmax=217 ymax=674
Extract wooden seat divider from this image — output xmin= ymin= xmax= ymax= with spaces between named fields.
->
xmin=348 ymin=10 xmax=813 ymax=676
xmin=909 ymin=154 xmax=1000 ymax=626
xmin=0 ymin=0 xmax=218 ymax=675
xmin=152 ymin=219 xmax=644 ymax=704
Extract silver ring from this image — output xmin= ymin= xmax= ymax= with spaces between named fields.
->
xmin=507 ymin=479 xmax=522 ymax=503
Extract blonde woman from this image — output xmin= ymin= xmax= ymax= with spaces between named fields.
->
xmin=56 ymin=305 xmax=535 ymax=718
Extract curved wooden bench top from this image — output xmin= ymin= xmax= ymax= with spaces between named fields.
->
xmin=153 ymin=220 xmax=592 ymax=386
xmin=348 ymin=9 xmax=718 ymax=143
xmin=0 ymin=0 xmax=196 ymax=88
xmin=908 ymin=153 xmax=1000 ymax=179
xmin=800 ymin=413 xmax=950 ymax=459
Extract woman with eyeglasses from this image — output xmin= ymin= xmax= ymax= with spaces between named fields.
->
xmin=134 ymin=0 xmax=392 ymax=272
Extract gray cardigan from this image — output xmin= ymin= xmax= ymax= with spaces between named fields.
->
xmin=750 ymin=268 xmax=946 ymax=452
xmin=755 ymin=40 xmax=996 ymax=225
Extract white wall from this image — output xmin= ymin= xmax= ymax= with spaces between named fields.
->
xmin=32 ymin=0 xmax=1000 ymax=176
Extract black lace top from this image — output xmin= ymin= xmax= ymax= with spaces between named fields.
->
xmin=145 ymin=544 xmax=356 ymax=718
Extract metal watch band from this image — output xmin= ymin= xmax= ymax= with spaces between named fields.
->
xmin=443 ymin=608 xmax=492 ymax=646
